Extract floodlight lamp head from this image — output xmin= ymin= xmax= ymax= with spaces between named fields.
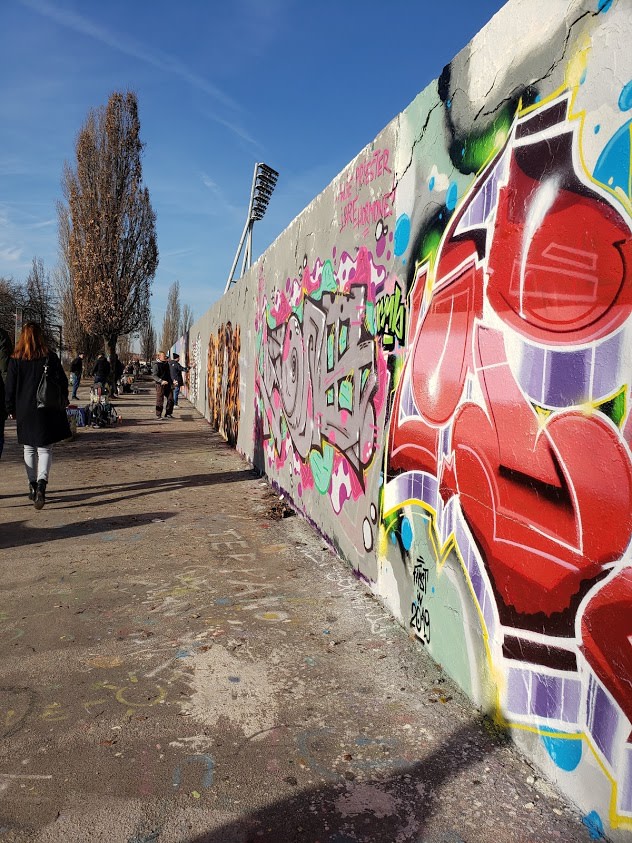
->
xmin=249 ymin=162 xmax=279 ymax=222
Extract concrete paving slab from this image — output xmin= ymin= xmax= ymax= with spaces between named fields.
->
xmin=0 ymin=385 xmax=594 ymax=842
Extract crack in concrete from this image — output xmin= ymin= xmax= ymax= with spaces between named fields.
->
xmin=475 ymin=8 xmax=597 ymax=123
xmin=393 ymin=101 xmax=442 ymax=193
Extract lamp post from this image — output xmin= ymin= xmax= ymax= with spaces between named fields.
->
xmin=224 ymin=162 xmax=279 ymax=295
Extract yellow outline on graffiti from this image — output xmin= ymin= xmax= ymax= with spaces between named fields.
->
xmin=383 ymin=497 xmax=501 ymax=712
xmin=381 ymin=27 xmax=632 ymax=828
xmin=383 ymin=496 xmax=632 ymax=828
xmin=519 ymin=35 xmax=632 ymax=217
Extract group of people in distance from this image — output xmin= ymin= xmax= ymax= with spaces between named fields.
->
xmin=1 ymin=322 xmax=190 ymax=510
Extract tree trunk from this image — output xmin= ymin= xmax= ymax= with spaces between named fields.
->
xmin=106 ymin=334 xmax=118 ymax=396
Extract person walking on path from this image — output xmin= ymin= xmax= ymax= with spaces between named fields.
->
xmin=0 ymin=326 xmax=14 ymax=458
xmin=92 ymin=353 xmax=110 ymax=393
xmin=5 ymin=322 xmax=70 ymax=509
xmin=69 ymin=352 xmax=84 ymax=400
xmin=152 ymin=351 xmax=173 ymax=420
xmin=169 ymin=352 xmax=190 ymax=408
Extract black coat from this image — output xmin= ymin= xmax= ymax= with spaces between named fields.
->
xmin=5 ymin=353 xmax=71 ymax=446
xmin=93 ymin=357 xmax=110 ymax=383
xmin=70 ymin=356 xmax=83 ymax=375
xmin=169 ymin=360 xmax=190 ymax=387
xmin=0 ymin=328 xmax=13 ymax=383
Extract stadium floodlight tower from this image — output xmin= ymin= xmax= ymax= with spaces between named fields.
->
xmin=224 ymin=162 xmax=279 ymax=295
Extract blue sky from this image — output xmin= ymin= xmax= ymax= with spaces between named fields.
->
xmin=0 ymin=0 xmax=505 ymax=332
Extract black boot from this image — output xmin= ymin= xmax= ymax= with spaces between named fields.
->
xmin=34 ymin=480 xmax=47 ymax=510
xmin=28 ymin=482 xmax=37 ymax=501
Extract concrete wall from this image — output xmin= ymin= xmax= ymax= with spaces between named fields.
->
xmin=177 ymin=0 xmax=632 ymax=836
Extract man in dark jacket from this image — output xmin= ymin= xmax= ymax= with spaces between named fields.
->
xmin=69 ymin=352 xmax=83 ymax=400
xmin=0 ymin=327 xmax=14 ymax=458
xmin=92 ymin=353 xmax=110 ymax=391
xmin=169 ymin=353 xmax=190 ymax=408
xmin=151 ymin=351 xmax=174 ymax=419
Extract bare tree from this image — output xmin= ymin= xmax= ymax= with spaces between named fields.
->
xmin=54 ymin=202 xmax=103 ymax=362
xmin=140 ymin=317 xmax=156 ymax=362
xmin=117 ymin=333 xmax=132 ymax=360
xmin=24 ymin=258 xmax=54 ymax=333
xmin=0 ymin=268 xmax=59 ymax=348
xmin=180 ymin=303 xmax=194 ymax=337
xmin=62 ymin=90 xmax=158 ymax=385
xmin=160 ymin=280 xmax=180 ymax=352
xmin=0 ymin=277 xmax=24 ymax=337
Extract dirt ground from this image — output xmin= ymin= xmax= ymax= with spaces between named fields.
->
xmin=0 ymin=383 xmax=594 ymax=842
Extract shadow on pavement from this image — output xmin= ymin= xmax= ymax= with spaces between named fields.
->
xmin=184 ymin=717 xmax=511 ymax=843
xmin=1 ymin=469 xmax=256 ymax=510
xmin=0 ymin=511 xmax=176 ymax=548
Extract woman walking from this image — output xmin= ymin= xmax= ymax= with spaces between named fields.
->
xmin=5 ymin=322 xmax=70 ymax=510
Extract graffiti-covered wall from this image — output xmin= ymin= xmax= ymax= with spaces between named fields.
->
xmin=181 ymin=0 xmax=632 ymax=836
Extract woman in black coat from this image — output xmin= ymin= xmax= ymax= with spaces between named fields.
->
xmin=5 ymin=322 xmax=70 ymax=510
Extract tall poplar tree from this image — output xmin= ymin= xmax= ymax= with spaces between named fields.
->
xmin=160 ymin=280 xmax=181 ymax=353
xmin=62 ymin=91 xmax=158 ymax=382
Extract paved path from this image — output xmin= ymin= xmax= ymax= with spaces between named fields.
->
xmin=0 ymin=385 xmax=593 ymax=842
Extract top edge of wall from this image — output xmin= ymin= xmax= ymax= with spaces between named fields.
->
xmin=205 ymin=0 xmax=598 ymax=316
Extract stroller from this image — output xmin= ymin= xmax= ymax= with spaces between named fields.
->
xmin=85 ymin=383 xmax=120 ymax=428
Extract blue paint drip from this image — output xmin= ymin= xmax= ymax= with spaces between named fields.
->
xmin=428 ymin=176 xmax=435 ymax=191
xmin=394 ymin=214 xmax=411 ymax=256
xmin=446 ymin=181 xmax=458 ymax=211
xmin=594 ymin=124 xmax=601 ymax=134
xmin=446 ymin=98 xmax=452 ymax=109
xmin=594 ymin=119 xmax=632 ymax=195
xmin=618 ymin=79 xmax=632 ymax=111
xmin=401 ymin=517 xmax=413 ymax=551
xmin=582 ymin=810 xmax=605 ymax=839
xmin=541 ymin=733 xmax=583 ymax=771
xmin=580 ymin=68 xmax=587 ymax=85
xmin=597 ymin=0 xmax=613 ymax=11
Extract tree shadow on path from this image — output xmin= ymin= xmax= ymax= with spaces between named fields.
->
xmin=175 ymin=715 xmax=585 ymax=843
xmin=0 ymin=511 xmax=176 ymax=549
xmin=1 ymin=469 xmax=256 ymax=511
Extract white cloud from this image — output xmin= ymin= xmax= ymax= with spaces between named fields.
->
xmin=28 ymin=218 xmax=56 ymax=229
xmin=162 ymin=248 xmax=194 ymax=259
xmin=0 ymin=156 xmax=28 ymax=177
xmin=0 ymin=246 xmax=23 ymax=262
xmin=20 ymin=0 xmax=239 ymax=112
xmin=200 ymin=172 xmax=242 ymax=217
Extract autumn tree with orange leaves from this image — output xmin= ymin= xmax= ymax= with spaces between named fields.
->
xmin=61 ymin=91 xmax=158 ymax=384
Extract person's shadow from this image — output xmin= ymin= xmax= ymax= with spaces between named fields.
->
xmin=133 ymin=715 xmax=580 ymax=843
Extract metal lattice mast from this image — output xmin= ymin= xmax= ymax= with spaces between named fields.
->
xmin=224 ymin=162 xmax=279 ymax=295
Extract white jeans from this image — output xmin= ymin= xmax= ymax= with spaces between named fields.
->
xmin=23 ymin=446 xmax=52 ymax=483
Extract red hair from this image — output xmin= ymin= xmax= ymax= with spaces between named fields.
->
xmin=13 ymin=322 xmax=49 ymax=360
